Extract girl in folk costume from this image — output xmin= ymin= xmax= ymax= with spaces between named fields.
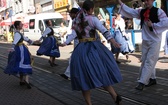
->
xmin=4 ymin=21 xmax=39 ymax=89
xmin=64 ymin=0 xmax=123 ymax=105
xmin=118 ymin=0 xmax=168 ymax=90
xmin=37 ymin=20 xmax=60 ymax=67
xmin=112 ymin=13 xmax=134 ymax=63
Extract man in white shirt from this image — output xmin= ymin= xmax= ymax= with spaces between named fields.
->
xmin=118 ymin=0 xmax=168 ymax=90
xmin=59 ymin=8 xmax=80 ymax=80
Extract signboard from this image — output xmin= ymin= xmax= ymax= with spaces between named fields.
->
xmin=54 ymin=0 xmax=68 ymax=9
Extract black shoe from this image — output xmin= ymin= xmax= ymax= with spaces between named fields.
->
xmin=115 ymin=95 xmax=122 ymax=105
xmin=116 ymin=60 xmax=121 ymax=64
xmin=53 ymin=63 xmax=58 ymax=66
xmin=48 ymin=60 xmax=54 ymax=67
xmin=59 ymin=74 xmax=70 ymax=80
xmin=145 ymin=78 xmax=157 ymax=87
xmin=135 ymin=83 xmax=144 ymax=90
xmin=27 ymin=83 xmax=31 ymax=89
xmin=36 ymin=52 xmax=42 ymax=56
xmin=24 ymin=81 xmax=31 ymax=89
xmin=19 ymin=82 xmax=25 ymax=86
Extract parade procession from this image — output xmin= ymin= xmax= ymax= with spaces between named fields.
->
xmin=0 ymin=0 xmax=168 ymax=105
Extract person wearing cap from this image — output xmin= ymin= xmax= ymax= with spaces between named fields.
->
xmin=59 ymin=8 xmax=80 ymax=80
xmin=118 ymin=0 xmax=168 ymax=90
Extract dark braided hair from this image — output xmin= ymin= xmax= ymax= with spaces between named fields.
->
xmin=45 ymin=20 xmax=51 ymax=26
xmin=77 ymin=0 xmax=94 ymax=38
xmin=14 ymin=21 xmax=21 ymax=29
xmin=82 ymin=0 xmax=94 ymax=11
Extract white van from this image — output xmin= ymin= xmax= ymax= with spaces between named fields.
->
xmin=23 ymin=12 xmax=64 ymax=41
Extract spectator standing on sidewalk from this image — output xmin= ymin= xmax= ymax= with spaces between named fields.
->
xmin=59 ymin=22 xmax=67 ymax=44
xmin=62 ymin=0 xmax=123 ymax=105
xmin=37 ymin=20 xmax=60 ymax=67
xmin=118 ymin=0 xmax=168 ymax=90
xmin=4 ymin=21 xmax=39 ymax=89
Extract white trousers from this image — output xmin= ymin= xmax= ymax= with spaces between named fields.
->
xmin=138 ymin=40 xmax=161 ymax=85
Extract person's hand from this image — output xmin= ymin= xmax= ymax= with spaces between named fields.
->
xmin=33 ymin=40 xmax=41 ymax=45
xmin=109 ymin=38 xmax=121 ymax=48
xmin=147 ymin=19 xmax=152 ymax=27
xmin=59 ymin=43 xmax=66 ymax=47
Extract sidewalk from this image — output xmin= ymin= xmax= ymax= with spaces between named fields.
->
xmin=118 ymin=51 xmax=168 ymax=70
xmin=0 ymin=42 xmax=168 ymax=105
xmin=0 ymin=69 xmax=64 ymax=105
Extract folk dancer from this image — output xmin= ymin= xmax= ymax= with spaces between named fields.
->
xmin=62 ymin=0 xmax=123 ymax=105
xmin=118 ymin=0 xmax=168 ymax=90
xmin=4 ymin=21 xmax=39 ymax=89
xmin=37 ymin=20 xmax=60 ymax=67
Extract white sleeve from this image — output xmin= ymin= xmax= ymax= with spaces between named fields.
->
xmin=119 ymin=18 xmax=126 ymax=32
xmin=42 ymin=27 xmax=52 ymax=37
xmin=13 ymin=32 xmax=21 ymax=45
xmin=39 ymin=27 xmax=52 ymax=41
xmin=92 ymin=17 xmax=113 ymax=40
xmin=119 ymin=4 xmax=141 ymax=19
xmin=23 ymin=36 xmax=33 ymax=44
xmin=65 ymin=29 xmax=77 ymax=44
xmin=152 ymin=9 xmax=168 ymax=35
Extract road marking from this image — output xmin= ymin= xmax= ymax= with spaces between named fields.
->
xmin=33 ymin=66 xmax=52 ymax=73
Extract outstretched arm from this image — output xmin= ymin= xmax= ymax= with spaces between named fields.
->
xmin=64 ymin=30 xmax=77 ymax=45
xmin=39 ymin=27 xmax=52 ymax=41
xmin=93 ymin=17 xmax=121 ymax=48
xmin=117 ymin=0 xmax=140 ymax=19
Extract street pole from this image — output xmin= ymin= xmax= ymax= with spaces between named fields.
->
xmin=106 ymin=5 xmax=115 ymax=34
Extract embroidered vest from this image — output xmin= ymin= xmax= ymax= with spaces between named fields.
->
xmin=140 ymin=6 xmax=159 ymax=31
xmin=15 ymin=31 xmax=24 ymax=43
xmin=73 ymin=11 xmax=96 ymax=39
xmin=47 ymin=27 xmax=54 ymax=36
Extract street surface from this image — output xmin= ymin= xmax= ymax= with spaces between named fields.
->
xmin=0 ymin=41 xmax=168 ymax=105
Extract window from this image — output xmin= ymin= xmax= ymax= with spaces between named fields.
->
xmin=29 ymin=19 xmax=35 ymax=29
xmin=44 ymin=18 xmax=63 ymax=28
xmin=38 ymin=20 xmax=44 ymax=32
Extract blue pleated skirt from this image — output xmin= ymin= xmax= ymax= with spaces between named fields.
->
xmin=4 ymin=44 xmax=32 ymax=75
xmin=112 ymin=30 xmax=134 ymax=54
xmin=37 ymin=36 xmax=60 ymax=57
xmin=70 ymin=41 xmax=122 ymax=91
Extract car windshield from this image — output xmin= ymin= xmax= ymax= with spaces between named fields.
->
xmin=44 ymin=18 xmax=63 ymax=28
